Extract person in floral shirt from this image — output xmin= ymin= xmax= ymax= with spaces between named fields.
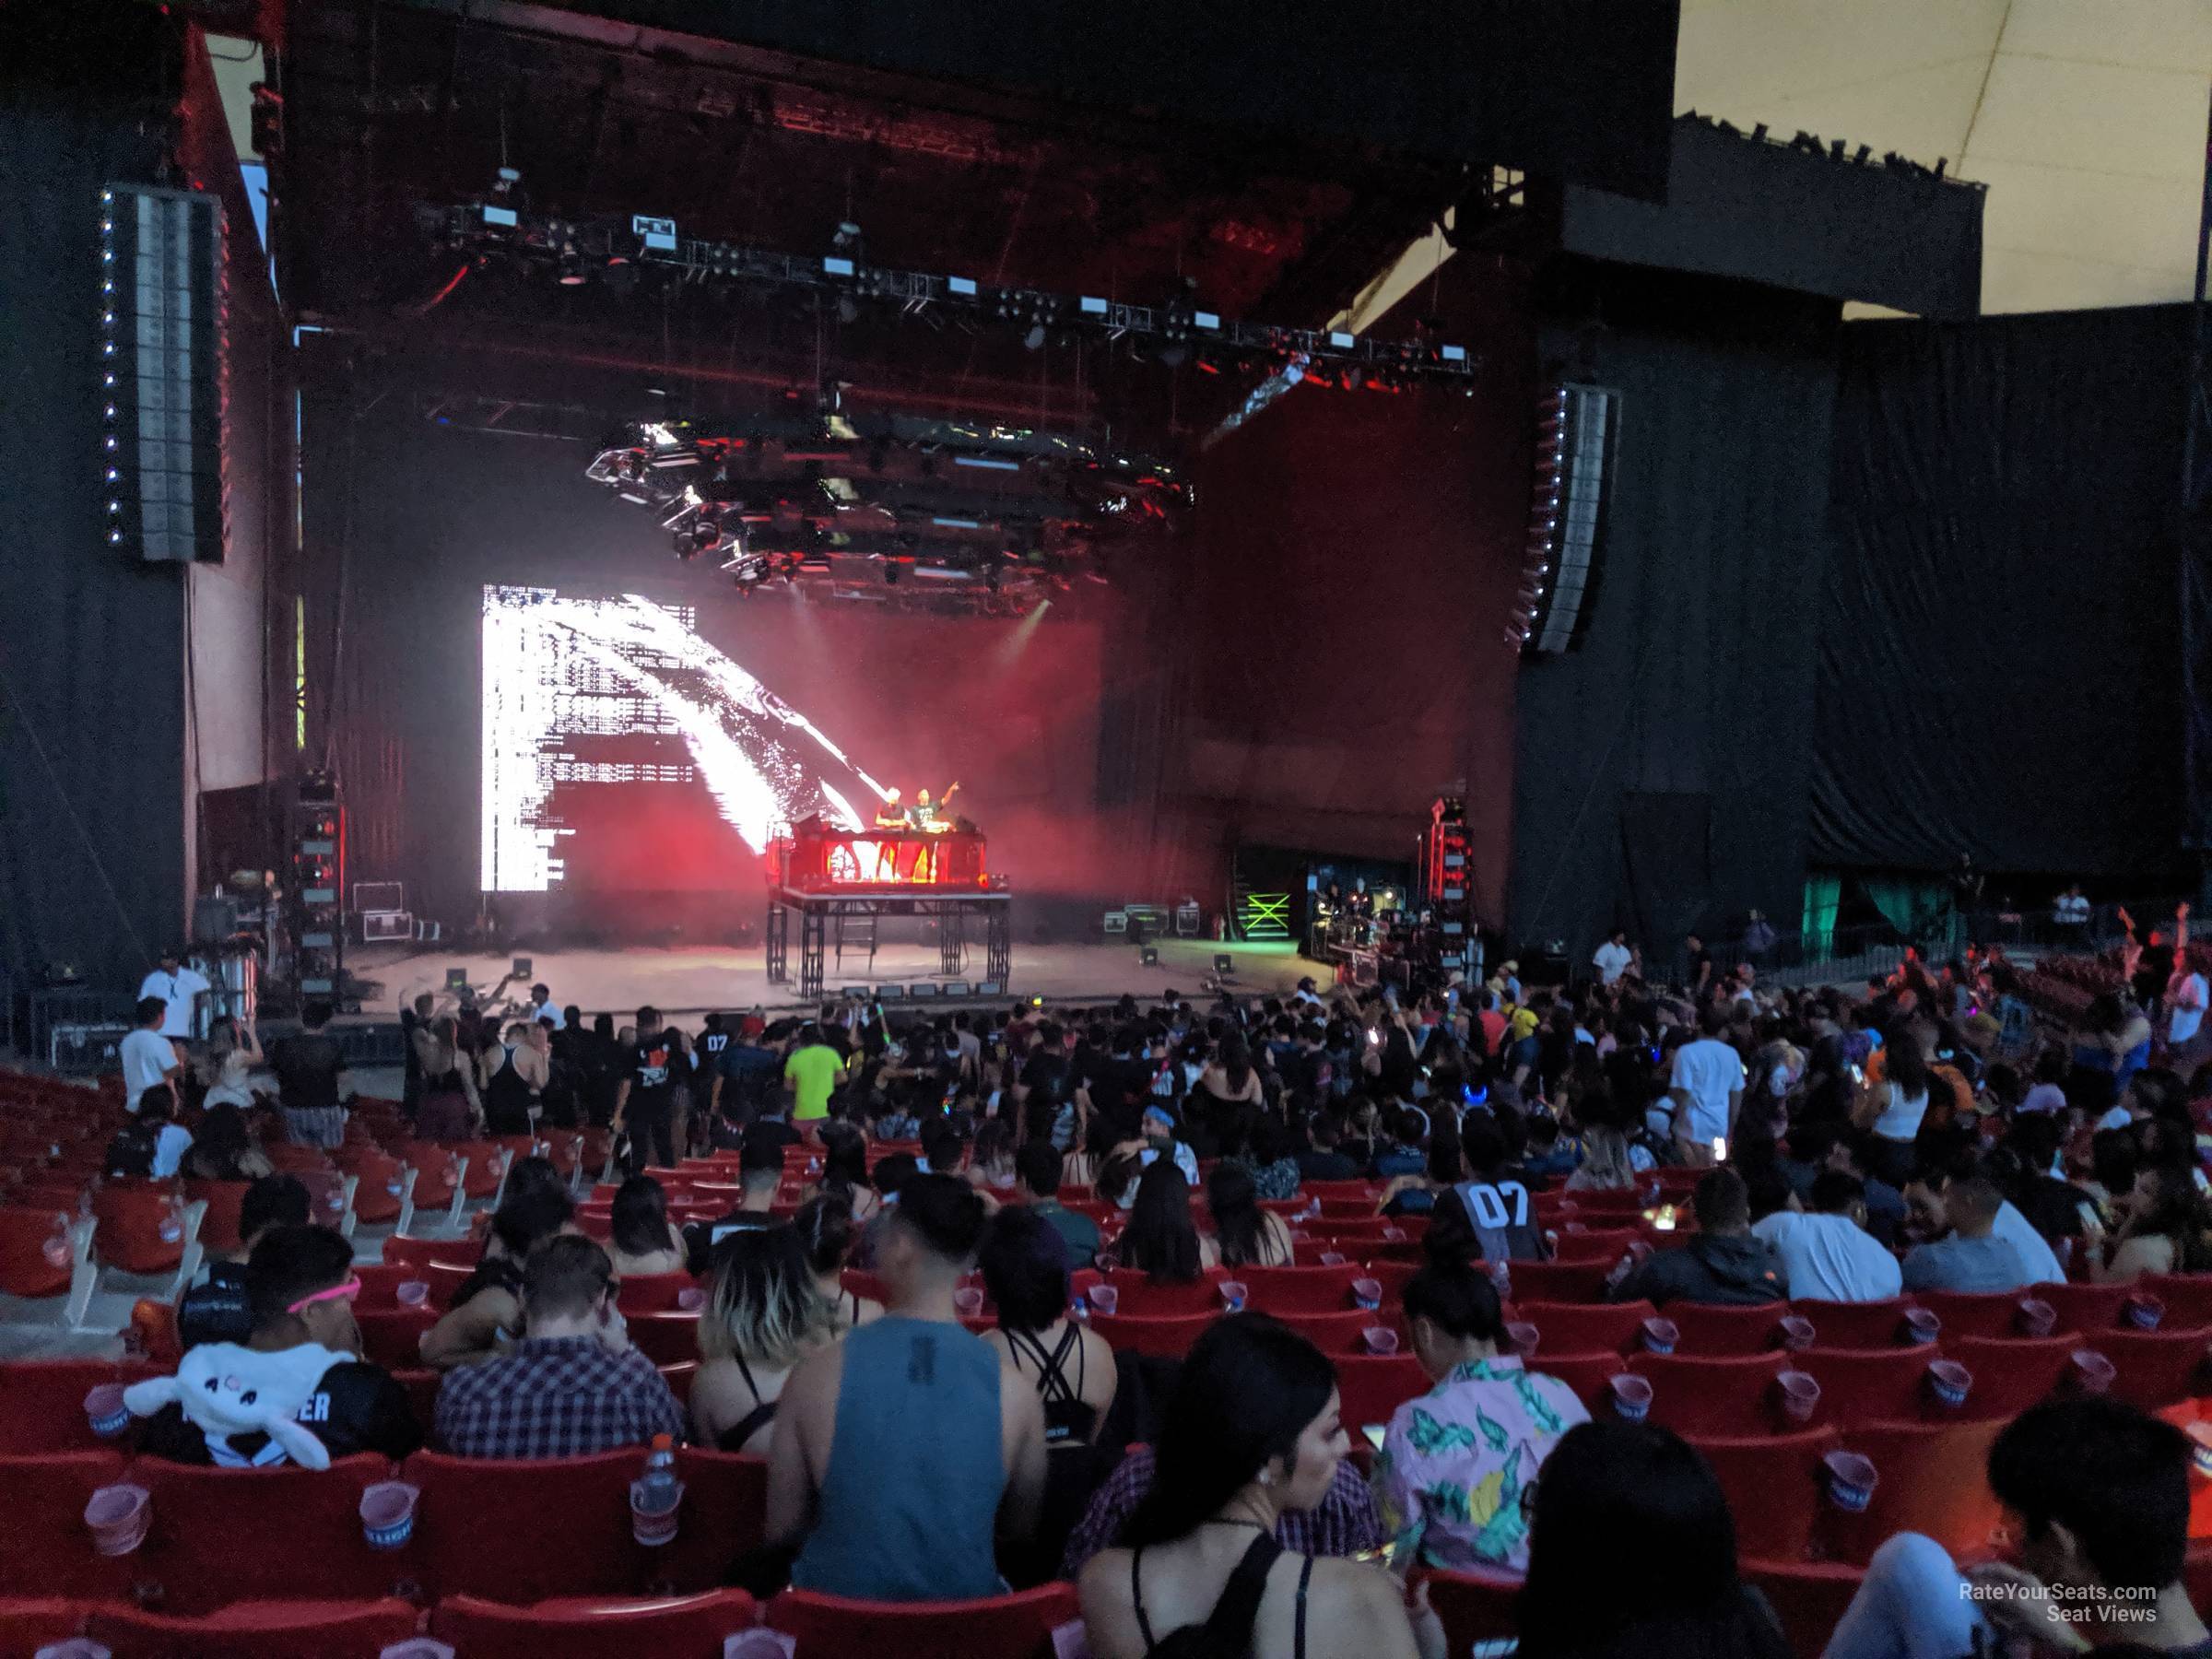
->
xmin=1372 ymin=1258 xmax=1588 ymax=1574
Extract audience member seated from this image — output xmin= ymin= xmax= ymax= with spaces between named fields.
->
xmin=435 ymin=1233 xmax=685 ymax=1457
xmin=145 ymin=1224 xmax=422 ymax=1465
xmin=2093 ymin=1164 xmax=2212 ymax=1283
xmin=1515 ymin=1420 xmax=1791 ymax=1659
xmin=1612 ymin=1168 xmax=1787 ymax=1307
xmin=1226 ymin=1115 xmax=1303 ymax=1201
xmin=1900 ymin=1175 xmax=2033 ymax=1293
xmin=1376 ymin=1258 xmax=1589 ymax=1575
xmin=1452 ymin=1117 xmax=1550 ymax=1263
xmin=809 ymin=1120 xmax=884 ymax=1228
xmin=1750 ymin=1170 xmax=1903 ymax=1303
xmin=1136 ymin=1103 xmax=1202 ymax=1184
xmin=1822 ymin=1397 xmax=2211 ymax=1659
xmin=1297 ymin=1112 xmax=1364 ymax=1182
xmin=1209 ymin=1163 xmax=1297 ymax=1270
xmin=180 ymin=1101 xmax=275 ymax=1182
xmin=606 ymin=1174 xmax=687 ymax=1277
xmin=692 ymin=1225 xmax=837 ymax=1455
xmin=106 ymin=1088 xmax=193 ymax=1179
xmin=1018 ymin=1139 xmax=1101 ymax=1270
xmin=419 ymin=1185 xmax=578 ymax=1371
xmin=768 ymin=1174 xmax=1047 ymax=1601
xmin=794 ymin=1194 xmax=883 ymax=1328
xmin=1117 ymin=1159 xmax=1221 ymax=1280
xmin=1376 ymin=1126 xmax=1466 ymax=1218
xmin=1077 ymin=1313 xmax=1440 ymax=1659
xmin=980 ymin=1206 xmax=1118 ymax=1445
xmin=683 ymin=1127 xmax=788 ymax=1273
xmin=176 ymin=1173 xmax=311 ymax=1351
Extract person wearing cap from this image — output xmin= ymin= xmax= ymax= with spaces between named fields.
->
xmin=1290 ymin=975 xmax=1324 ymax=1011
xmin=138 ymin=947 xmax=211 ymax=1041
xmin=1135 ymin=1103 xmax=1200 ymax=1185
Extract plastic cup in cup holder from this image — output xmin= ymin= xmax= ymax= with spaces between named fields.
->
xmin=1504 ymin=1321 xmax=1540 ymax=1358
xmin=85 ymin=1483 xmax=151 ymax=1556
xmin=2188 ymin=1421 xmax=2212 ymax=1480
xmin=1088 ymin=1285 xmax=1119 ymax=1316
xmin=1777 ymin=1315 xmax=1817 ymax=1352
xmin=1822 ymin=1450 xmax=1878 ymax=1512
xmin=2016 ymin=1298 xmax=2058 ymax=1338
xmin=1926 ymin=1359 xmax=1973 ymax=1410
xmin=359 ymin=1480 xmax=419 ymax=1550
xmin=1318 ymin=1252 xmax=1347 ymax=1267
xmin=1350 ymin=1277 xmax=1382 ymax=1312
xmin=1776 ymin=1370 xmax=1821 ymax=1424
xmin=1608 ymin=1374 xmax=1653 ymax=1422
xmin=676 ymin=1286 xmax=707 ymax=1312
xmin=2126 ymin=1293 xmax=2167 ymax=1331
xmin=1218 ymin=1280 xmax=1248 ymax=1312
xmin=1902 ymin=1308 xmax=1941 ymax=1346
xmin=84 ymin=1383 xmax=130 ymax=1440
xmin=2070 ymin=1348 xmax=2116 ymax=1394
xmin=395 ymin=1280 xmax=430 ymax=1307
xmin=952 ymin=1287 xmax=985 ymax=1318
xmin=1361 ymin=1326 xmax=1399 ymax=1356
xmin=1641 ymin=1317 xmax=1679 ymax=1355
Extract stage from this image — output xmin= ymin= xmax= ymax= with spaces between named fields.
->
xmin=343 ymin=935 xmax=1315 ymax=1022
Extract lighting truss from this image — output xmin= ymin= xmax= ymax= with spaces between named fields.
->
xmin=417 ymin=200 xmax=1479 ymax=384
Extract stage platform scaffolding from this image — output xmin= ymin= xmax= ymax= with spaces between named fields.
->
xmin=763 ymin=822 xmax=1011 ymax=1001
xmin=764 ymin=886 xmax=1012 ymax=1002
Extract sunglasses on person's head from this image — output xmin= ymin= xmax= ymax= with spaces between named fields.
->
xmin=287 ymin=1276 xmax=362 ymax=1314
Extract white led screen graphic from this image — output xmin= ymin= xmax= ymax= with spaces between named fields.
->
xmin=480 ymin=586 xmax=887 ymax=892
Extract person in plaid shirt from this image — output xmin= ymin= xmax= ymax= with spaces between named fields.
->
xmin=435 ymin=1234 xmax=686 ymax=1458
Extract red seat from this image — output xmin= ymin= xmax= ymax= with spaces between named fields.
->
xmin=2094 ymin=1326 xmax=2212 ymax=1410
xmin=1548 ymin=1227 xmax=1642 ymax=1265
xmin=1825 ymin=1419 xmax=2007 ymax=1567
xmin=1361 ymin=1260 xmax=1420 ymax=1301
xmin=0 ymin=1359 xmax=159 ymax=1453
xmin=767 ymin=1581 xmax=1078 ymax=1659
xmin=1236 ymin=1264 xmax=1367 ymax=1312
xmin=452 ymin=1140 xmax=510 ymax=1200
xmin=391 ymin=1367 xmax=441 ymax=1430
xmin=1514 ymin=1300 xmax=1656 ymax=1357
xmin=354 ymin=1262 xmax=417 ymax=1310
xmin=1941 ymin=1335 xmax=2079 ymax=1422
xmin=1530 ymin=1351 xmax=1636 ymax=1411
xmin=1787 ymin=1298 xmax=1924 ymax=1350
xmin=86 ymin=1598 xmax=419 ymax=1658
xmin=181 ymin=1179 xmax=251 ymax=1254
xmin=406 ymin=1449 xmax=651 ymax=1602
xmin=0 ymin=1598 xmax=86 ymax=1655
xmin=433 ymin=1588 xmax=759 ymax=1657
xmin=1334 ymin=1354 xmax=1432 ymax=1432
xmin=0 ymin=1450 xmax=137 ymax=1600
xmin=1497 ymin=1260 xmax=1612 ymax=1303
xmin=132 ymin=1455 xmax=402 ymax=1614
xmin=2036 ymin=1281 xmax=2137 ymax=1336
xmin=1625 ymin=1350 xmax=1790 ymax=1435
xmin=423 ymin=1260 xmax=477 ymax=1307
xmin=1744 ymin=1560 xmax=1865 ymax=1659
xmin=92 ymin=1181 xmax=186 ymax=1276
xmin=397 ymin=1149 xmax=465 ymax=1214
xmin=380 ymin=1232 xmax=451 ymax=1272
xmin=1914 ymin=1289 xmax=2053 ymax=1342
xmin=629 ymin=1311 xmax=705 ymax=1367
xmin=2145 ymin=1274 xmax=2212 ymax=1329
xmin=335 ymin=1149 xmax=406 ymax=1225
xmin=616 ymin=1271 xmax=699 ymax=1314
xmin=1087 ymin=1311 xmax=1217 ymax=1359
xmin=1270 ymin=1309 xmax=1393 ymax=1351
xmin=1421 ymin=1566 xmax=1523 ymax=1654
xmin=355 ymin=1304 xmax=438 ymax=1371
xmin=663 ymin=1450 xmax=771 ymax=1594
xmin=1664 ymin=1301 xmax=1797 ymax=1357
xmin=1094 ymin=1271 xmax=1229 ymax=1317
xmin=1799 ymin=1345 xmax=1946 ymax=1429
xmin=1685 ymin=1428 xmax=1839 ymax=1564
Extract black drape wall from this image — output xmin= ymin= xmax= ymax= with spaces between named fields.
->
xmin=1507 ymin=262 xmax=1841 ymax=961
xmin=1812 ymin=306 xmax=2189 ymax=880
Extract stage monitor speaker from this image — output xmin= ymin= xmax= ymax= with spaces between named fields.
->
xmin=909 ymin=983 xmax=940 ymax=998
xmin=100 ymin=185 xmax=228 ymax=564
xmin=1515 ymin=383 xmax=1618 ymax=654
xmin=1140 ymin=947 xmax=1160 ymax=966
xmin=944 ymin=982 xmax=972 ymax=997
xmin=445 ymin=967 xmax=470 ymax=989
xmin=877 ymin=984 xmax=907 ymax=1000
xmin=1213 ymin=954 xmax=1234 ymax=973
xmin=976 ymin=981 xmax=1006 ymax=998
xmin=512 ymin=957 xmax=533 ymax=979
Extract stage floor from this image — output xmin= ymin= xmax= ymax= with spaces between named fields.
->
xmin=345 ymin=935 xmax=1313 ymax=1020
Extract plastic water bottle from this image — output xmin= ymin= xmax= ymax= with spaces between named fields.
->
xmin=1069 ymin=1293 xmax=1089 ymax=1324
xmin=632 ymin=1433 xmax=682 ymax=1547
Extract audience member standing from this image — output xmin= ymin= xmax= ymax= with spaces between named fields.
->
xmin=611 ymin=1006 xmax=678 ymax=1174
xmin=121 ymin=994 xmax=183 ymax=1113
xmin=1667 ymin=1006 xmax=1745 ymax=1166
xmin=267 ymin=1000 xmax=352 ymax=1148
xmin=138 ymin=947 xmax=210 ymax=1041
xmin=769 ymin=1174 xmax=1047 ymax=1601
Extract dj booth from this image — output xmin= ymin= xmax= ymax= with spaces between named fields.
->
xmin=764 ymin=819 xmax=1011 ymax=1001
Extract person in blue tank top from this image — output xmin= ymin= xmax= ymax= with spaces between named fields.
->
xmin=767 ymin=1172 xmax=1048 ymax=1600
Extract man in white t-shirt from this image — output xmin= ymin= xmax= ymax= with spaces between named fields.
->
xmin=120 ymin=995 xmax=182 ymax=1112
xmin=2165 ymin=938 xmax=2206 ymax=1062
xmin=1752 ymin=1171 xmax=1903 ymax=1303
xmin=137 ymin=949 xmax=210 ymax=1040
xmin=1591 ymin=931 xmax=1633 ymax=986
xmin=1667 ymin=1007 xmax=1745 ymax=1165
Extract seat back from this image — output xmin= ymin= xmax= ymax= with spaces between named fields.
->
xmin=181 ymin=1180 xmax=251 ymax=1254
xmin=1624 ymin=1350 xmax=1790 ymax=1435
xmin=1942 ymin=1335 xmax=2079 ymax=1422
xmin=629 ymin=1310 xmax=706 ymax=1367
xmin=616 ymin=1270 xmax=699 ymax=1313
xmin=1786 ymin=1298 xmax=1922 ymax=1350
xmin=1334 ymin=1353 xmax=1432 ymax=1432
xmin=1743 ymin=1561 xmax=1867 ymax=1659
xmin=2144 ymin=1274 xmax=2212 ymax=1329
xmin=1236 ymin=1263 xmax=1366 ymax=1312
xmin=1532 ymin=1351 xmax=1637 ymax=1412
xmin=93 ymin=1182 xmax=185 ymax=1275
xmin=0 ymin=1598 xmax=84 ymax=1656
xmin=1666 ymin=1300 xmax=1796 ymax=1356
xmin=1798 ymin=1345 xmax=1945 ymax=1430
xmin=379 ymin=1232 xmax=451 ymax=1271
xmin=0 ymin=1449 xmax=135 ymax=1599
xmin=433 ymin=1589 xmax=759 ymax=1658
xmin=406 ymin=1448 xmax=649 ymax=1602
xmin=1513 ymin=1300 xmax=1655 ymax=1357
xmin=1914 ymin=1289 xmax=2042 ymax=1342
xmin=1094 ymin=1270 xmax=1228 ymax=1317
xmin=663 ymin=1450 xmax=771 ymax=1594
xmin=132 ymin=1455 xmax=400 ymax=1613
xmin=86 ymin=1598 xmax=418 ymax=1658
xmin=1087 ymin=1311 xmax=1218 ymax=1359
xmin=1547 ymin=1227 xmax=1643 ymax=1265
xmin=1270 ymin=1309 xmax=1390 ymax=1352
xmin=2095 ymin=1325 xmax=2212 ymax=1410
xmin=1422 ymin=1566 xmax=1523 ymax=1654
xmin=767 ymin=1582 xmax=1078 ymax=1659
xmin=2036 ymin=1281 xmax=2136 ymax=1335
xmin=1826 ymin=1418 xmax=2008 ymax=1567
xmin=354 ymin=1304 xmax=438 ymax=1371
xmin=0 ymin=1359 xmax=160 ymax=1453
xmin=1684 ymin=1428 xmax=1839 ymax=1564
xmin=1497 ymin=1259 xmax=1612 ymax=1303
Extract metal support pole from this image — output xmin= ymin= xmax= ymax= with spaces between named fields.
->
xmin=2183 ymin=81 xmax=2212 ymax=877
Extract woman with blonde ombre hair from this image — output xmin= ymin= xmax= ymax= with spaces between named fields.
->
xmin=690 ymin=1226 xmax=839 ymax=1454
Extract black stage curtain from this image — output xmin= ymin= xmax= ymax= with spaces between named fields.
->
xmin=1811 ymin=307 xmax=2189 ymax=878
xmin=1508 ymin=262 xmax=1841 ymax=962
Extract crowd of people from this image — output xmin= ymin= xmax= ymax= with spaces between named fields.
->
xmin=112 ymin=903 xmax=2212 ymax=1656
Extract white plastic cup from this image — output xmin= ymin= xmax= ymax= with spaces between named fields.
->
xmin=395 ymin=1280 xmax=429 ymax=1307
xmin=1641 ymin=1316 xmax=1679 ymax=1355
xmin=84 ymin=1383 xmax=130 ymax=1440
xmin=1360 ymin=1325 xmax=1400 ymax=1356
xmin=84 ymin=1483 xmax=151 ymax=1556
xmin=1350 ymin=1277 xmax=1382 ymax=1312
xmin=1087 ymin=1284 xmax=1119 ymax=1316
xmin=2070 ymin=1348 xmax=2116 ymax=1394
xmin=1823 ymin=1450 xmax=1878 ymax=1512
xmin=953 ymin=1286 xmax=985 ymax=1317
xmin=1504 ymin=1321 xmax=1540 ymax=1359
xmin=360 ymin=1480 xmax=419 ymax=1550
xmin=1218 ymin=1280 xmax=1248 ymax=1312
xmin=1776 ymin=1370 xmax=1821 ymax=1424
xmin=1607 ymin=1374 xmax=1653 ymax=1422
xmin=1926 ymin=1359 xmax=1973 ymax=1409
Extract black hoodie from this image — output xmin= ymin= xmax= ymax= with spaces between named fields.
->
xmin=1611 ymin=1232 xmax=1788 ymax=1308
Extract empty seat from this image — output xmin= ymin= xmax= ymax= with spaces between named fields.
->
xmin=1528 ymin=1351 xmax=1635 ymax=1412
xmin=92 ymin=1182 xmax=194 ymax=1280
xmin=1087 ymin=1311 xmax=1218 ymax=1359
xmin=2144 ymin=1274 xmax=2212 ymax=1329
xmin=131 ymin=1455 xmax=401 ymax=1614
xmin=1787 ymin=1298 xmax=1924 ymax=1350
xmin=1334 ymin=1354 xmax=1432 ymax=1433
xmin=1236 ymin=1264 xmax=1368 ymax=1312
xmin=1799 ymin=1345 xmax=1947 ymax=1430
xmin=0 ymin=1450 xmax=138 ymax=1600
xmin=1513 ymin=1300 xmax=1657 ymax=1358
xmin=0 ymin=1359 xmax=159 ymax=1454
xmin=181 ymin=1179 xmax=251 ymax=1255
xmin=1092 ymin=1271 xmax=1229 ymax=1318
xmin=1624 ymin=1351 xmax=1790 ymax=1436
xmin=1269 ymin=1309 xmax=1391 ymax=1352
xmin=662 ymin=1450 xmax=771 ymax=1594
xmin=616 ymin=1271 xmax=699 ymax=1314
xmin=0 ymin=1597 xmax=86 ymax=1655
xmin=86 ymin=1597 xmax=419 ymax=1658
xmin=1665 ymin=1301 xmax=1798 ymax=1357
xmin=2095 ymin=1326 xmax=2212 ymax=1411
xmin=406 ymin=1449 xmax=652 ymax=1603
xmin=1548 ymin=1227 xmax=1643 ymax=1265
xmin=1684 ymin=1428 xmax=1839 ymax=1565
xmin=379 ymin=1232 xmax=452 ymax=1272
xmin=767 ymin=1582 xmax=1078 ymax=1659
xmin=433 ymin=1589 xmax=759 ymax=1657
xmin=1941 ymin=1335 xmax=2078 ymax=1423
xmin=1914 ymin=1289 xmax=2054 ymax=1343
xmin=629 ymin=1311 xmax=705 ymax=1367
xmin=2037 ymin=1281 xmax=2138 ymax=1336
xmin=1496 ymin=1260 xmax=1613 ymax=1303
xmin=1825 ymin=1418 xmax=2008 ymax=1568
